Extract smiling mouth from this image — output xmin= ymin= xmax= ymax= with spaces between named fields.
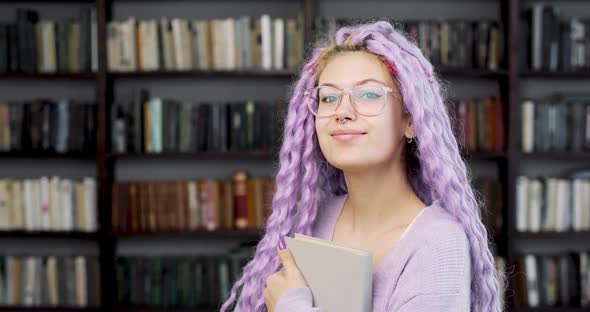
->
xmin=330 ymin=133 xmax=366 ymax=141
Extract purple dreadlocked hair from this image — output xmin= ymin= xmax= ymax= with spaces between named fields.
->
xmin=220 ymin=20 xmax=505 ymax=312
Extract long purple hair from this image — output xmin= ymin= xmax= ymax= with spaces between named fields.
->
xmin=221 ymin=20 xmax=504 ymax=312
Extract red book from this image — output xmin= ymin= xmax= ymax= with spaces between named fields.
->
xmin=233 ymin=170 xmax=248 ymax=229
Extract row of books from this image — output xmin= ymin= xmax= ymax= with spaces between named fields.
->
xmin=116 ymin=246 xmax=254 ymax=308
xmin=111 ymin=90 xmax=285 ymax=154
xmin=0 ymin=100 xmax=96 ymax=154
xmin=452 ymin=96 xmax=506 ymax=153
xmin=314 ymin=18 xmax=504 ymax=71
xmin=107 ymin=14 xmax=304 ymax=72
xmin=0 ymin=8 xmax=98 ymax=74
xmin=516 ymin=173 xmax=590 ymax=233
xmin=0 ymin=177 xmax=97 ymax=232
xmin=0 ymin=255 xmax=100 ymax=307
xmin=522 ymin=3 xmax=590 ymax=72
xmin=112 ymin=172 xmax=276 ymax=233
xmin=474 ymin=177 xmax=503 ymax=235
xmin=521 ymin=94 xmax=590 ymax=153
xmin=515 ymin=251 xmax=590 ymax=308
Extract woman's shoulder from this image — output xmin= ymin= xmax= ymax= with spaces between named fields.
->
xmin=393 ymin=202 xmax=472 ymax=297
xmin=416 ymin=201 xmax=470 ymax=249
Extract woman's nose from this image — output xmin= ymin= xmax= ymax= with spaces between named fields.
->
xmin=333 ymin=92 xmax=356 ymax=120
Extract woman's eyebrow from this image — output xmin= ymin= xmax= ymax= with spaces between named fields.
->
xmin=318 ymin=78 xmax=390 ymax=88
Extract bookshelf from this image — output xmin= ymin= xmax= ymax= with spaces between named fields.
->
xmin=0 ymin=0 xmax=589 ymax=311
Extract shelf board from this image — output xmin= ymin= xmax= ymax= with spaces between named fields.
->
xmin=521 ymin=70 xmax=590 ymax=78
xmin=437 ymin=67 xmax=508 ymax=79
xmin=0 ymin=72 xmax=96 ymax=80
xmin=517 ymin=151 xmax=590 ymax=161
xmin=108 ymin=151 xmax=276 ymax=160
xmin=513 ymin=231 xmax=590 ymax=240
xmin=108 ymin=69 xmax=298 ymax=79
xmin=0 ymin=151 xmax=95 ymax=160
xmin=113 ymin=228 xmax=263 ymax=239
xmin=0 ymin=231 xmax=99 ymax=239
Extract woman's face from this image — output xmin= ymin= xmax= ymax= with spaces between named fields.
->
xmin=315 ymin=51 xmax=411 ymax=172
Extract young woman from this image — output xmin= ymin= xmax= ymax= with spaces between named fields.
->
xmin=220 ymin=20 xmax=504 ymax=312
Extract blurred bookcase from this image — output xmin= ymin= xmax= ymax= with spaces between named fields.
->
xmin=0 ymin=0 xmax=589 ymax=311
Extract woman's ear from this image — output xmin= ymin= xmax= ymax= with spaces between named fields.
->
xmin=404 ymin=121 xmax=415 ymax=139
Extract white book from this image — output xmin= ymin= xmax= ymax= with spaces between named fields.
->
xmin=260 ymin=14 xmax=272 ymax=70
xmin=61 ymin=179 xmax=73 ymax=231
xmin=273 ymin=18 xmax=284 ymax=70
xmin=528 ymin=178 xmax=542 ymax=232
xmin=212 ymin=20 xmax=225 ymax=70
xmin=572 ymin=179 xmax=584 ymax=231
xmin=83 ymin=178 xmax=97 ymax=232
xmin=139 ymin=20 xmax=160 ymax=71
xmin=40 ymin=177 xmax=50 ymax=230
xmin=542 ymin=178 xmax=557 ymax=231
xmin=522 ymin=100 xmax=535 ymax=153
xmin=160 ymin=18 xmax=177 ymax=71
xmin=194 ymin=20 xmax=210 ymax=70
xmin=525 ymin=254 xmax=539 ymax=307
xmin=240 ymin=16 xmax=252 ymax=69
xmin=171 ymin=18 xmax=192 ymax=71
xmin=49 ymin=176 xmax=60 ymax=231
xmin=516 ymin=176 xmax=529 ymax=232
xmin=33 ymin=181 xmax=42 ymax=231
xmin=555 ymin=179 xmax=571 ymax=232
xmin=225 ymin=18 xmax=236 ymax=70
xmin=120 ymin=17 xmax=137 ymax=72
xmin=23 ymin=257 xmax=36 ymax=306
xmin=285 ymin=233 xmax=372 ymax=311
xmin=24 ymin=180 xmax=34 ymax=231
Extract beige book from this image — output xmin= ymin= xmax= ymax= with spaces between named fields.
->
xmin=46 ymin=256 xmax=59 ymax=305
xmin=11 ymin=181 xmax=24 ymax=229
xmin=76 ymin=182 xmax=86 ymax=231
xmin=284 ymin=233 xmax=373 ymax=312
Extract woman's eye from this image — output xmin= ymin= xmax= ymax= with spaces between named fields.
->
xmin=361 ymin=92 xmax=381 ymax=100
xmin=321 ymin=95 xmax=338 ymax=103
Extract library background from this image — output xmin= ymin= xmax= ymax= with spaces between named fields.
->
xmin=0 ymin=0 xmax=589 ymax=311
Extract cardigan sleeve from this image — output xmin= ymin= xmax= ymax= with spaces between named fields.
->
xmin=387 ymin=221 xmax=471 ymax=311
xmin=274 ymin=287 xmax=321 ymax=312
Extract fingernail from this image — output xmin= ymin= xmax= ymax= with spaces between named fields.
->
xmin=278 ymin=236 xmax=287 ymax=250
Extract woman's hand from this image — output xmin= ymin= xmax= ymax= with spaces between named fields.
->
xmin=264 ymin=236 xmax=309 ymax=312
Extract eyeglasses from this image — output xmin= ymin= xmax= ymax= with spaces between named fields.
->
xmin=303 ymin=84 xmax=400 ymax=118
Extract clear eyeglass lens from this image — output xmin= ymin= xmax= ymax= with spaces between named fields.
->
xmin=309 ymin=85 xmax=387 ymax=117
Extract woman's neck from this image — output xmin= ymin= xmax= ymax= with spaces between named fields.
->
xmin=341 ymin=160 xmax=426 ymax=236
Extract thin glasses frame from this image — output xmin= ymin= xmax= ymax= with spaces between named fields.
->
xmin=303 ymin=84 xmax=400 ymax=117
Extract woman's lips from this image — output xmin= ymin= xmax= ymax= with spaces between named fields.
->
xmin=331 ymin=133 xmax=365 ymax=141
xmin=330 ymin=130 xmax=367 ymax=142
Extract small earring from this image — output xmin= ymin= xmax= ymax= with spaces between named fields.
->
xmin=406 ymin=136 xmax=414 ymax=144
